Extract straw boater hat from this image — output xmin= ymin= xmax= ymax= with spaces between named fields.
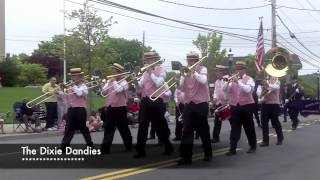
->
xmin=215 ymin=65 xmax=227 ymax=71
xmin=112 ymin=63 xmax=125 ymax=72
xmin=144 ymin=51 xmax=160 ymax=60
xmin=68 ymin=68 xmax=84 ymax=76
xmin=235 ymin=61 xmax=247 ymax=70
xmin=186 ymin=51 xmax=199 ymax=61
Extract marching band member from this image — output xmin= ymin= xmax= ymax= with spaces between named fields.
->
xmin=257 ymin=76 xmax=284 ymax=147
xmin=285 ymin=76 xmax=304 ymax=130
xmin=42 ymin=77 xmax=60 ymax=130
xmin=100 ymin=63 xmax=133 ymax=154
xmin=212 ymin=65 xmax=229 ymax=143
xmin=134 ymin=52 xmax=173 ymax=158
xmin=173 ymin=82 xmax=185 ymax=141
xmin=61 ymin=68 xmax=93 ymax=150
xmin=177 ymin=52 xmax=212 ymax=165
xmin=224 ymin=61 xmax=257 ymax=156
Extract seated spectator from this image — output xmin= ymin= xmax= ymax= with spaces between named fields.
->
xmin=128 ymin=98 xmax=139 ymax=127
xmin=21 ymin=98 xmax=41 ymax=133
xmin=87 ymin=111 xmax=103 ymax=132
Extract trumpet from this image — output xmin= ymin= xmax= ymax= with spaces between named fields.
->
xmin=181 ymin=55 xmax=208 ymax=76
xmin=149 ymin=77 xmax=176 ymax=101
xmin=225 ymin=72 xmax=240 ymax=82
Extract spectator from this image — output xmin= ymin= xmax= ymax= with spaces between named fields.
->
xmin=21 ymin=98 xmax=41 ymax=133
xmin=128 ymin=98 xmax=140 ymax=127
xmin=57 ymin=83 xmax=68 ymax=129
xmin=87 ymin=111 xmax=103 ymax=132
xmin=42 ymin=77 xmax=60 ymax=131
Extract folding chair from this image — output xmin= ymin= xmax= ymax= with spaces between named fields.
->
xmin=12 ymin=102 xmax=25 ymax=132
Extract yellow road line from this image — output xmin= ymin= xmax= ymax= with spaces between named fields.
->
xmin=104 ymin=151 xmax=229 ymax=180
xmin=81 ymin=148 xmax=229 ymax=180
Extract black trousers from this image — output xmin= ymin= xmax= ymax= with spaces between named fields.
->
xmin=61 ymin=107 xmax=93 ymax=146
xmin=175 ymin=103 xmax=184 ymax=139
xmin=136 ymin=97 xmax=172 ymax=154
xmin=101 ymin=106 xmax=132 ymax=153
xmin=253 ymin=103 xmax=261 ymax=126
xmin=261 ymin=104 xmax=284 ymax=144
xmin=45 ymin=102 xmax=58 ymax=128
xmin=288 ymin=101 xmax=300 ymax=128
xmin=180 ymin=102 xmax=212 ymax=160
xmin=212 ymin=104 xmax=232 ymax=140
xmin=229 ymin=104 xmax=257 ymax=152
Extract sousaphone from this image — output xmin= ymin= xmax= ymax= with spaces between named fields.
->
xmin=264 ymin=47 xmax=290 ymax=78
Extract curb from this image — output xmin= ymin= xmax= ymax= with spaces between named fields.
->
xmin=0 ymin=131 xmax=62 ymax=141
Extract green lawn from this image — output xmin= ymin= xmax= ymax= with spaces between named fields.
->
xmin=0 ymin=87 xmax=105 ymax=124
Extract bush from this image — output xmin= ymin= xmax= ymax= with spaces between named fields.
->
xmin=17 ymin=63 xmax=48 ymax=86
xmin=0 ymin=59 xmax=19 ymax=87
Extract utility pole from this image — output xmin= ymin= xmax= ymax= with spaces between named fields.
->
xmin=271 ymin=0 xmax=277 ymax=48
xmin=62 ymin=0 xmax=67 ymax=83
xmin=0 ymin=0 xmax=5 ymax=61
xmin=142 ymin=31 xmax=145 ymax=65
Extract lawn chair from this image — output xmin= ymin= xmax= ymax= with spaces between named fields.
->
xmin=12 ymin=102 xmax=25 ymax=132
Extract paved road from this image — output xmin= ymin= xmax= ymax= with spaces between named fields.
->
xmin=1 ymin=115 xmax=320 ymax=180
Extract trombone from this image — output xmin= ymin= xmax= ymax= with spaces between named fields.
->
xmin=26 ymin=87 xmax=60 ymax=108
xmin=101 ymin=73 xmax=136 ymax=97
xmin=224 ymin=72 xmax=240 ymax=82
xmin=181 ymin=54 xmax=208 ymax=76
xmin=149 ymin=77 xmax=176 ymax=101
xmin=137 ymin=59 xmax=165 ymax=76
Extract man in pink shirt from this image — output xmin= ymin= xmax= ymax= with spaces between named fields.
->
xmin=257 ymin=76 xmax=284 ymax=146
xmin=134 ymin=52 xmax=173 ymax=158
xmin=61 ymin=68 xmax=93 ymax=150
xmin=100 ymin=63 xmax=133 ymax=154
xmin=212 ymin=65 xmax=229 ymax=143
xmin=177 ymin=52 xmax=212 ymax=165
xmin=225 ymin=61 xmax=257 ymax=156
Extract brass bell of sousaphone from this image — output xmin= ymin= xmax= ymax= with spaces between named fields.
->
xmin=264 ymin=47 xmax=290 ymax=78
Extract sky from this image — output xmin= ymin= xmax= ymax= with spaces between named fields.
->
xmin=4 ymin=0 xmax=320 ymax=75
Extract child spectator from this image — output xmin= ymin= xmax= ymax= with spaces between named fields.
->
xmin=87 ymin=111 xmax=103 ymax=132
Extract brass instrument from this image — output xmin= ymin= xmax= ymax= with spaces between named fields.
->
xmin=26 ymin=87 xmax=60 ymax=108
xmin=106 ymin=72 xmax=132 ymax=80
xmin=264 ymin=47 xmax=290 ymax=78
xmin=149 ymin=77 xmax=176 ymax=101
xmin=138 ymin=59 xmax=165 ymax=76
xmin=225 ymin=72 xmax=240 ymax=82
xmin=101 ymin=73 xmax=136 ymax=98
xmin=181 ymin=55 xmax=208 ymax=76
xmin=258 ymin=88 xmax=272 ymax=104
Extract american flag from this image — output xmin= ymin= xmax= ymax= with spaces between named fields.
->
xmin=255 ymin=20 xmax=265 ymax=72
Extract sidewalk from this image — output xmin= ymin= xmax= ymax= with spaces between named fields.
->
xmin=0 ymin=123 xmax=62 ymax=141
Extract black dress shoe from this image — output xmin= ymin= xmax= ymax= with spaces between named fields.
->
xmin=177 ymin=158 xmax=192 ymax=165
xmin=292 ymin=127 xmax=297 ymax=130
xmin=247 ymin=148 xmax=256 ymax=154
xmin=172 ymin=137 xmax=181 ymax=141
xmin=260 ymin=143 xmax=269 ymax=147
xmin=276 ymin=141 xmax=283 ymax=145
xmin=203 ymin=155 xmax=212 ymax=162
xmin=133 ymin=153 xmax=146 ymax=158
xmin=211 ymin=139 xmax=220 ymax=143
xmin=225 ymin=151 xmax=236 ymax=156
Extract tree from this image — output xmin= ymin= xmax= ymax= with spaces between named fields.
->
xmin=0 ymin=56 xmax=19 ymax=87
xmin=17 ymin=63 xmax=48 ymax=86
xmin=192 ymin=33 xmax=227 ymax=82
xmin=29 ymin=54 xmax=63 ymax=80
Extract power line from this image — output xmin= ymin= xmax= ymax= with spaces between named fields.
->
xmin=294 ymin=0 xmax=320 ymax=26
xmin=278 ymin=5 xmax=320 ymax=11
xmin=277 ymin=34 xmax=320 ymax=64
xmin=158 ymin=0 xmax=271 ymax=10
xmin=89 ymin=0 xmax=273 ymax=44
xmin=277 ymin=15 xmax=320 ymax=60
xmin=305 ymin=0 xmax=320 ymax=17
